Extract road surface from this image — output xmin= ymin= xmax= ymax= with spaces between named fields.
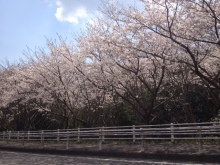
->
xmin=0 ymin=151 xmax=218 ymax=165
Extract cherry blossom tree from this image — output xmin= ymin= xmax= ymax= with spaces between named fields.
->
xmin=91 ymin=0 xmax=220 ymax=121
xmin=117 ymin=0 xmax=220 ymax=101
xmin=1 ymin=0 xmax=219 ymax=128
xmin=75 ymin=11 xmax=177 ymax=124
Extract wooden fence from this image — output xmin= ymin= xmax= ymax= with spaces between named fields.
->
xmin=0 ymin=122 xmax=219 ymax=154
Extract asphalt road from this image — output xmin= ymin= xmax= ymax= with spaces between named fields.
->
xmin=0 ymin=151 xmax=218 ymax=165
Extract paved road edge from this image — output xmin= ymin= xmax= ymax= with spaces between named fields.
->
xmin=0 ymin=146 xmax=219 ymax=164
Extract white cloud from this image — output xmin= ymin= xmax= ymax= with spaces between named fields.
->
xmin=55 ymin=0 xmax=100 ymax=24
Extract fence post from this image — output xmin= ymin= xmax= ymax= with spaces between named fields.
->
xmin=6 ymin=131 xmax=11 ymax=144
xmin=9 ymin=131 xmax=11 ymax=140
xmin=41 ymin=130 xmax=44 ymax=148
xmin=22 ymin=133 xmax=25 ymax=148
xmin=78 ymin=128 xmax=80 ymax=142
xmin=133 ymin=125 xmax=136 ymax=143
xmin=171 ymin=123 xmax=174 ymax=143
xmin=197 ymin=126 xmax=202 ymax=154
xmin=66 ymin=131 xmax=69 ymax=150
xmin=99 ymin=129 xmax=102 ymax=150
xmin=3 ymin=131 xmax=5 ymax=140
xmin=28 ymin=131 xmax=30 ymax=141
xmin=17 ymin=131 xmax=20 ymax=141
xmin=140 ymin=128 xmax=144 ymax=152
xmin=57 ymin=129 xmax=60 ymax=142
xmin=102 ymin=126 xmax=105 ymax=142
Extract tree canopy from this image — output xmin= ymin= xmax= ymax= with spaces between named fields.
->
xmin=0 ymin=0 xmax=219 ymax=130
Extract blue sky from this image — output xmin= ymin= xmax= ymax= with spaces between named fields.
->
xmin=0 ymin=0 xmax=139 ymax=64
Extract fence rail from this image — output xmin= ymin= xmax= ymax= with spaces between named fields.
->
xmin=0 ymin=122 xmax=219 ymax=153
